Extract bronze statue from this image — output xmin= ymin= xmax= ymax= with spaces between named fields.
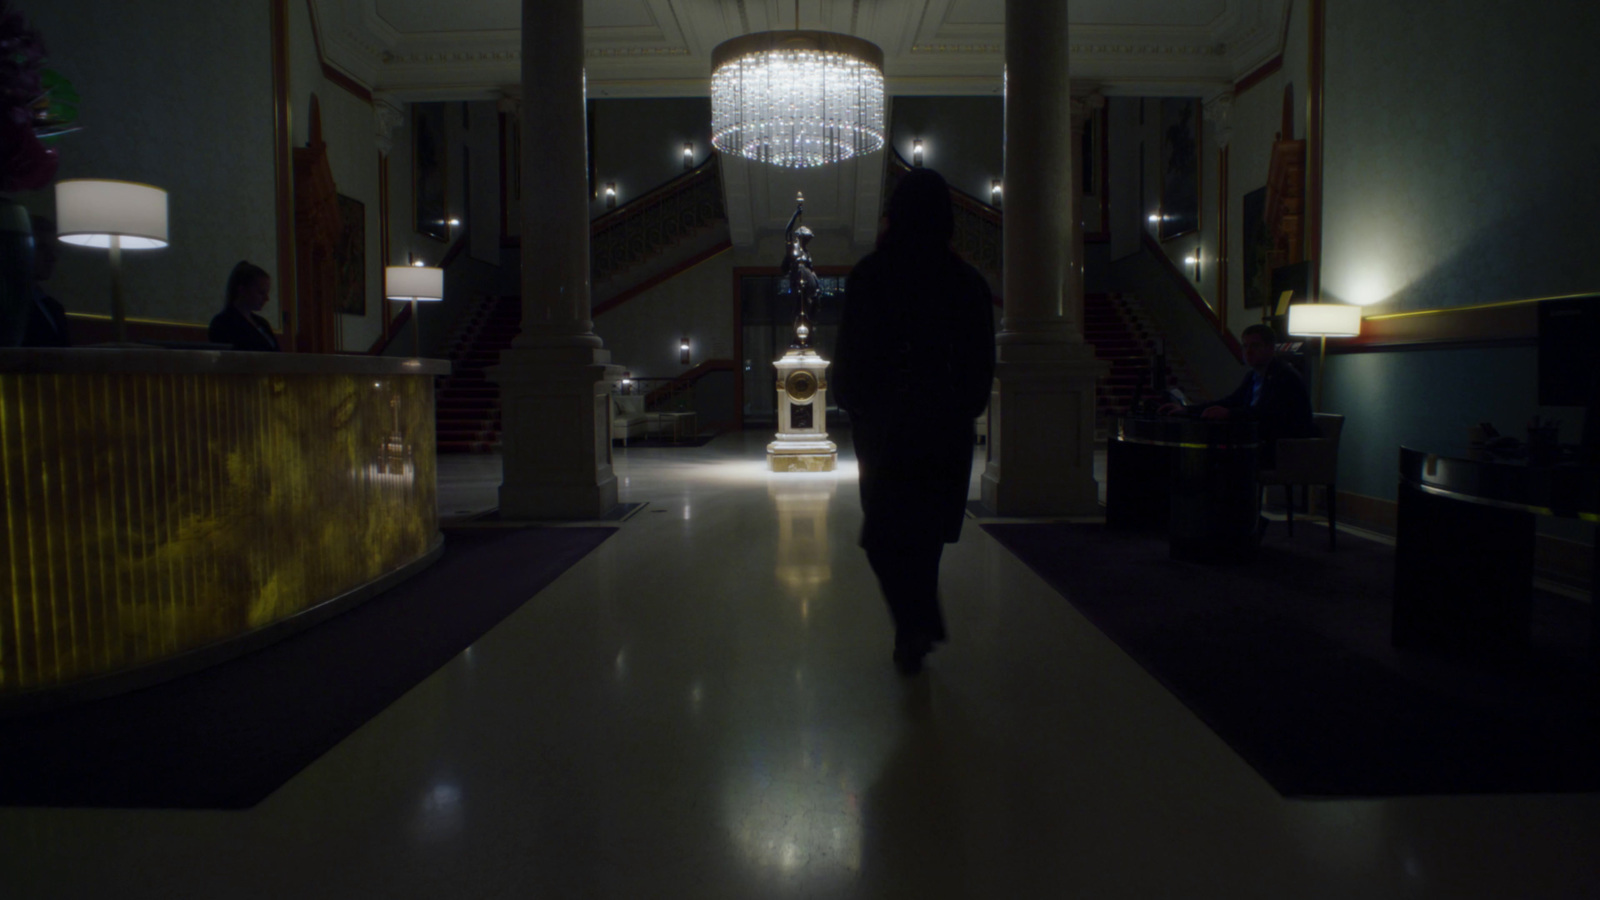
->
xmin=780 ymin=194 xmax=821 ymax=348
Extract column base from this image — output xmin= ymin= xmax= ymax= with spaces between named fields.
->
xmin=980 ymin=346 xmax=1109 ymax=517
xmin=768 ymin=438 xmax=839 ymax=472
xmin=488 ymin=346 xmax=622 ymax=520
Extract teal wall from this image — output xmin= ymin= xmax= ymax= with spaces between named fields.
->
xmin=1317 ymin=0 xmax=1599 ymax=514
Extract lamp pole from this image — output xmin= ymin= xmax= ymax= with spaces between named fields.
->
xmin=1316 ymin=334 xmax=1328 ymax=412
xmin=109 ymin=235 xmax=127 ymax=344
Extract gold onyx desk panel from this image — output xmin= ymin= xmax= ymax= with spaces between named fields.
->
xmin=0 ymin=349 xmax=450 ymax=703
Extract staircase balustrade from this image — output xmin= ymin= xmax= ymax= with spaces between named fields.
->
xmin=591 ymin=156 xmax=726 ymax=285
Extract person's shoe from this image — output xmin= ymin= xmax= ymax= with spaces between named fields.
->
xmin=893 ymin=633 xmax=933 ymax=676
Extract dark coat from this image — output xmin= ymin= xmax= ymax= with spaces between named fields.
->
xmin=208 ymin=306 xmax=280 ymax=352
xmin=833 ymin=246 xmax=995 ymax=548
xmin=1210 ymin=355 xmax=1315 ymax=444
xmin=23 ymin=289 xmax=70 ymax=347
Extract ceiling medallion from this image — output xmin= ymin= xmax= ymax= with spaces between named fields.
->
xmin=710 ymin=30 xmax=886 ymax=168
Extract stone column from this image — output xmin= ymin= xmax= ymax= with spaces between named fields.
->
xmin=489 ymin=0 xmax=622 ymax=519
xmin=980 ymin=0 xmax=1110 ymax=516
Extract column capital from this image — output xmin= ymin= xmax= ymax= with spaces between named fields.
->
xmin=1205 ymin=92 xmax=1235 ymax=148
xmin=373 ymin=97 xmax=405 ymax=158
xmin=1070 ymin=91 xmax=1106 ymax=128
xmin=496 ymin=86 xmax=522 ymax=117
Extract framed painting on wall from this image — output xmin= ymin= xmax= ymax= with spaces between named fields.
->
xmin=413 ymin=102 xmax=449 ymax=243
xmin=334 ymin=194 xmax=365 ymax=316
xmin=1159 ymin=97 xmax=1201 ymax=241
xmin=498 ymin=111 xmax=521 ymax=246
xmin=1083 ymin=105 xmax=1111 ymax=242
xmin=1242 ymin=186 xmax=1270 ymax=309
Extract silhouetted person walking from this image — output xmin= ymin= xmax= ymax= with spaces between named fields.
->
xmin=833 ymin=168 xmax=995 ymax=675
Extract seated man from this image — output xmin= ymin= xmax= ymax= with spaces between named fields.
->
xmin=1159 ymin=322 xmax=1314 ymax=466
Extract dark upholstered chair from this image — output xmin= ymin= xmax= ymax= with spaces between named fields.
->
xmin=1258 ymin=412 xmax=1345 ymax=549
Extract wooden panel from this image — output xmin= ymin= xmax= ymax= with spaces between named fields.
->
xmin=1347 ymin=300 xmax=1541 ymax=350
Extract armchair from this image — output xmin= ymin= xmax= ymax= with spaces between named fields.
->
xmin=1258 ymin=413 xmax=1345 ymax=549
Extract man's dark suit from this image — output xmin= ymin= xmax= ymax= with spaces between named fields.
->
xmin=1208 ymin=356 xmax=1315 ymax=464
xmin=207 ymin=307 xmax=280 ymax=352
xmin=23 ymin=289 xmax=71 ymax=347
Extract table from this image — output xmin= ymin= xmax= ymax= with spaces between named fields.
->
xmin=652 ymin=410 xmax=698 ymax=442
xmin=1394 ymin=446 xmax=1600 ymax=658
xmin=1107 ymin=415 xmax=1261 ymax=563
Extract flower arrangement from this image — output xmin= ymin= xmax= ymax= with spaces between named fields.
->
xmin=0 ymin=1 xmax=77 ymax=193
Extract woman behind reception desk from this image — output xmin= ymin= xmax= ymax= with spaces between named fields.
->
xmin=208 ymin=261 xmax=281 ymax=351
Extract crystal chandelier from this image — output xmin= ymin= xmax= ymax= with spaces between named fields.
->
xmin=711 ymin=30 xmax=886 ymax=168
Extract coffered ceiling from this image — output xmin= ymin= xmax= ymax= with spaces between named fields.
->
xmin=313 ymin=0 xmax=1289 ymax=102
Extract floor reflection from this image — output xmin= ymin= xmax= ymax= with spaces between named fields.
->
xmin=770 ymin=475 xmax=838 ymax=602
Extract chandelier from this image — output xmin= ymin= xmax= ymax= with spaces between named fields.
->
xmin=710 ymin=30 xmax=886 ymax=168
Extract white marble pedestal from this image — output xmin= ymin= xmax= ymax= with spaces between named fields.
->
xmin=767 ymin=348 xmax=838 ymax=472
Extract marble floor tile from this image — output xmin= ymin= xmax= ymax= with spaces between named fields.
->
xmin=2 ymin=432 xmax=1597 ymax=899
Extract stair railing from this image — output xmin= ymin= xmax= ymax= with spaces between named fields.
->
xmin=590 ymin=155 xmax=726 ymax=285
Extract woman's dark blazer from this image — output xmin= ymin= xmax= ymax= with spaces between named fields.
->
xmin=833 ymin=246 xmax=995 ymax=548
xmin=208 ymin=307 xmax=280 ymax=352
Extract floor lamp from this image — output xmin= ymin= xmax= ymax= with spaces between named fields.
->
xmin=1287 ymin=303 xmax=1362 ymax=411
xmin=385 ymin=263 xmax=444 ymax=358
xmin=55 ymin=179 xmax=169 ymax=345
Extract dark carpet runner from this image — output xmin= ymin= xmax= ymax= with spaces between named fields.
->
xmin=0 ymin=527 xmax=613 ymax=810
xmin=981 ymin=521 xmax=1599 ymax=798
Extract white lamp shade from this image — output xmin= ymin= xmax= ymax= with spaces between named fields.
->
xmin=385 ymin=266 xmax=444 ymax=302
xmin=1287 ymin=303 xmax=1362 ymax=338
xmin=55 ymin=179 xmax=169 ymax=250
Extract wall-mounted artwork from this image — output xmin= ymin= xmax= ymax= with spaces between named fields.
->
xmin=413 ymin=103 xmax=449 ymax=243
xmin=1083 ymin=105 xmax=1110 ymax=242
xmin=1242 ymin=186 xmax=1269 ymax=309
xmin=498 ymin=111 xmax=522 ymax=246
xmin=334 ymin=194 xmax=366 ymax=316
xmin=1159 ymin=97 xmax=1201 ymax=241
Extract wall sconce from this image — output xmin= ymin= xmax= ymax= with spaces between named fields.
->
xmin=1148 ymin=212 xmax=1162 ymax=225
xmin=1183 ymin=252 xmax=1201 ymax=281
xmin=620 ymin=371 xmax=634 ymax=394
xmin=912 ymin=139 xmax=924 ymax=167
xmin=604 ymin=183 xmax=617 ymax=209
xmin=990 ymin=179 xmax=1003 ymax=207
xmin=679 ymin=336 xmax=692 ymax=365
xmin=683 ymin=142 xmax=695 ymax=170
xmin=447 ymin=217 xmax=461 ymax=228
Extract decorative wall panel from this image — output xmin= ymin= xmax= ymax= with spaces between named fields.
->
xmin=0 ymin=357 xmax=440 ymax=695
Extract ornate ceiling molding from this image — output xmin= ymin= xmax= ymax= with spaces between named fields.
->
xmin=588 ymin=47 xmax=692 ymax=57
xmin=317 ymin=0 xmax=1287 ymax=101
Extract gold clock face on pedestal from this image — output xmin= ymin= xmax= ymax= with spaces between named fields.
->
xmin=785 ymin=369 xmax=818 ymax=402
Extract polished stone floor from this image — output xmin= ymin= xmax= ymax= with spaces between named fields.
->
xmin=3 ymin=431 xmax=1598 ymax=898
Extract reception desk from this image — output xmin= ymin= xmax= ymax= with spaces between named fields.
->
xmin=1106 ymin=415 xmax=1260 ymax=562
xmin=1394 ymin=446 xmax=1600 ymax=658
xmin=0 ymin=349 xmax=449 ymax=705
